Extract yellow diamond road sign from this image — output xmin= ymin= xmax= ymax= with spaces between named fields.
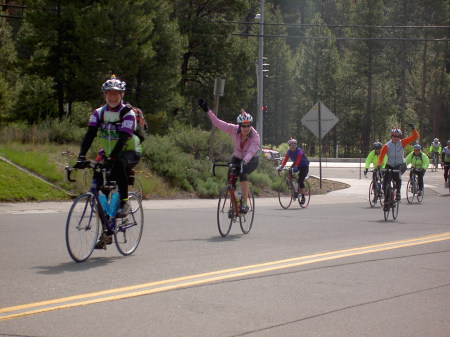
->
xmin=301 ymin=102 xmax=339 ymax=139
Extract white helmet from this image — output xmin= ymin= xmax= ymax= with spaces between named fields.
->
xmin=236 ymin=111 xmax=253 ymax=125
xmin=102 ymin=75 xmax=126 ymax=92
xmin=433 ymin=138 xmax=439 ymax=143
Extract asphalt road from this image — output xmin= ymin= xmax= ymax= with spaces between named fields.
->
xmin=0 ymin=165 xmax=449 ymax=337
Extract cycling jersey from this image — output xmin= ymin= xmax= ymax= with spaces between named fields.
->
xmin=405 ymin=151 xmax=430 ymax=169
xmin=207 ymin=110 xmax=260 ymax=163
xmin=442 ymin=147 xmax=450 ymax=163
xmin=429 ymin=142 xmax=441 ymax=154
xmin=281 ymin=147 xmax=309 ymax=168
xmin=365 ymin=150 xmax=387 ymax=169
xmin=378 ymin=129 xmax=419 ymax=167
xmin=88 ymin=104 xmax=142 ymax=157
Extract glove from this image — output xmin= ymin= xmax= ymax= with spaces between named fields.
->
xmin=408 ymin=123 xmax=415 ymax=130
xmin=375 ymin=165 xmax=381 ymax=172
xmin=104 ymin=157 xmax=116 ymax=171
xmin=197 ymin=98 xmax=209 ymax=112
xmin=74 ymin=155 xmax=89 ymax=169
xmin=293 ymin=167 xmax=299 ymax=173
xmin=364 ymin=169 xmax=368 ymax=176
xmin=277 ymin=166 xmax=283 ymax=173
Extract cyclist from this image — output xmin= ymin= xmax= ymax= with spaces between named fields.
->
xmin=364 ymin=141 xmax=387 ymax=203
xmin=377 ymin=124 xmax=419 ymax=206
xmin=277 ymin=138 xmax=310 ymax=205
xmin=442 ymin=140 xmax=450 ymax=189
xmin=405 ymin=144 xmax=429 ymax=196
xmin=429 ymin=138 xmax=441 ymax=168
xmin=75 ymin=75 xmax=142 ymax=219
xmin=198 ymin=98 xmax=260 ymax=214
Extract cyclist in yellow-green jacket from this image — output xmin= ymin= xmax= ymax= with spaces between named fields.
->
xmin=405 ymin=144 xmax=429 ymax=196
xmin=364 ymin=142 xmax=387 ymax=203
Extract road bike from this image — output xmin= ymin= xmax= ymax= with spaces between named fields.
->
xmin=65 ymin=161 xmax=144 ymax=262
xmin=277 ymin=167 xmax=310 ymax=209
xmin=366 ymin=170 xmax=383 ymax=208
xmin=380 ymin=168 xmax=401 ymax=221
xmin=445 ymin=163 xmax=450 ymax=193
xmin=431 ymin=152 xmax=440 ymax=172
xmin=406 ymin=168 xmax=424 ymax=204
xmin=212 ymin=161 xmax=255 ymax=237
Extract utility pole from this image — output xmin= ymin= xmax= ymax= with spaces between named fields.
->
xmin=256 ymin=0 xmax=264 ymax=147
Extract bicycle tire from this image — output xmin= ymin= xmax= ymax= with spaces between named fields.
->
xmin=299 ymin=179 xmax=311 ymax=208
xmin=239 ymin=188 xmax=255 ymax=234
xmin=369 ymin=181 xmax=376 ymax=207
xmin=277 ymin=180 xmax=293 ymax=209
xmin=383 ymin=186 xmax=391 ymax=221
xmin=114 ymin=192 xmax=144 ymax=256
xmin=217 ymin=186 xmax=233 ymax=237
xmin=406 ymin=179 xmax=414 ymax=204
xmin=65 ymin=193 xmax=100 ymax=263
xmin=129 ymin=177 xmax=143 ymax=199
xmin=392 ymin=195 xmax=399 ymax=219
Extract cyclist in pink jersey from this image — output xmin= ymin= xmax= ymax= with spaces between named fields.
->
xmin=198 ymin=98 xmax=260 ymax=214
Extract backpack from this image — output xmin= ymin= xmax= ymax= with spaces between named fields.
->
xmin=99 ymin=103 xmax=148 ymax=143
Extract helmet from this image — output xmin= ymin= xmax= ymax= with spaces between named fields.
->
xmin=414 ymin=144 xmax=421 ymax=150
xmin=102 ymin=75 xmax=126 ymax=92
xmin=236 ymin=111 xmax=253 ymax=125
xmin=447 ymin=140 xmax=450 ymax=145
xmin=433 ymin=138 xmax=439 ymax=143
xmin=373 ymin=142 xmax=382 ymax=149
xmin=390 ymin=128 xmax=402 ymax=137
xmin=288 ymin=138 xmax=297 ymax=146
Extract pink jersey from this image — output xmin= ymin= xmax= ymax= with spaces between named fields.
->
xmin=207 ymin=110 xmax=260 ymax=162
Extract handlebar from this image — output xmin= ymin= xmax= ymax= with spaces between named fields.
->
xmin=65 ymin=161 xmax=116 ymax=189
xmin=211 ymin=161 xmax=244 ymax=177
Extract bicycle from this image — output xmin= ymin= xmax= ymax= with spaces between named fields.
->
xmin=83 ymin=149 xmax=144 ymax=199
xmin=406 ymin=168 xmax=424 ymax=204
xmin=212 ymin=161 xmax=255 ymax=237
xmin=65 ymin=161 xmax=144 ymax=263
xmin=277 ymin=167 xmax=310 ymax=209
xmin=431 ymin=152 xmax=439 ymax=172
xmin=444 ymin=163 xmax=450 ymax=193
xmin=380 ymin=168 xmax=401 ymax=221
xmin=366 ymin=170 xmax=383 ymax=208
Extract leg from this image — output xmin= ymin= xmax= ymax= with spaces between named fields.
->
xmin=394 ymin=171 xmax=402 ymax=200
xmin=113 ymin=151 xmax=141 ymax=217
xmin=298 ymin=166 xmax=309 ymax=205
xmin=239 ymin=156 xmax=258 ymax=210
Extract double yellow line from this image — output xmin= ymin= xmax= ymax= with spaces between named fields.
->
xmin=2 ymin=232 xmax=450 ymax=321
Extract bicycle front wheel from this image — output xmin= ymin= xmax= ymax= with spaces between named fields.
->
xmin=277 ymin=180 xmax=293 ymax=209
xmin=383 ymin=186 xmax=392 ymax=221
xmin=299 ymin=179 xmax=311 ymax=208
xmin=240 ymin=189 xmax=255 ymax=234
xmin=406 ymin=179 xmax=414 ymax=204
xmin=115 ymin=192 xmax=144 ymax=256
xmin=65 ymin=193 xmax=100 ymax=263
xmin=392 ymin=198 xmax=399 ymax=220
xmin=369 ymin=181 xmax=376 ymax=207
xmin=217 ymin=186 xmax=234 ymax=237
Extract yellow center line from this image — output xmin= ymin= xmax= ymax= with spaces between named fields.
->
xmin=1 ymin=232 xmax=450 ymax=321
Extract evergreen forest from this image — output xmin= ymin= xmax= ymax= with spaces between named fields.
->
xmin=1 ymin=0 xmax=449 ymax=156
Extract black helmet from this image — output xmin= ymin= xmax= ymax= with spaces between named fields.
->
xmin=373 ymin=142 xmax=382 ymax=149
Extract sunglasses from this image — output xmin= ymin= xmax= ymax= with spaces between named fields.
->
xmin=241 ymin=125 xmax=251 ymax=128
xmin=391 ymin=135 xmax=400 ymax=138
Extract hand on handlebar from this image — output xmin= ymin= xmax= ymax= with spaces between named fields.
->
xmin=73 ymin=155 xmax=90 ymax=169
xmin=364 ymin=169 xmax=368 ymax=176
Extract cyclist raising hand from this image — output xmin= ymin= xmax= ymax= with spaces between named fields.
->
xmin=198 ymin=98 xmax=260 ymax=214
xmin=377 ymin=124 xmax=419 ymax=201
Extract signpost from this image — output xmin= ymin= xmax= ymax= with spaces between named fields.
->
xmin=301 ymin=102 xmax=339 ymax=188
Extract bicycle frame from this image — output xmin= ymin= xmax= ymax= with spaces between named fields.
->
xmin=212 ymin=162 xmax=242 ymax=217
xmin=380 ymin=168 xmax=400 ymax=220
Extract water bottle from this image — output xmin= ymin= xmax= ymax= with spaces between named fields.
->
xmin=235 ymin=190 xmax=242 ymax=207
xmin=108 ymin=192 xmax=120 ymax=217
xmin=98 ymin=192 xmax=110 ymax=215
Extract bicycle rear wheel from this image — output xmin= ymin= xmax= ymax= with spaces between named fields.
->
xmin=383 ymin=186 xmax=392 ymax=221
xmin=277 ymin=180 xmax=293 ymax=209
xmin=66 ymin=193 xmax=100 ymax=263
xmin=217 ymin=186 xmax=233 ymax=237
xmin=129 ymin=177 xmax=143 ymax=199
xmin=115 ymin=192 xmax=144 ymax=256
xmin=239 ymin=188 xmax=255 ymax=234
xmin=299 ymin=179 xmax=311 ymax=208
